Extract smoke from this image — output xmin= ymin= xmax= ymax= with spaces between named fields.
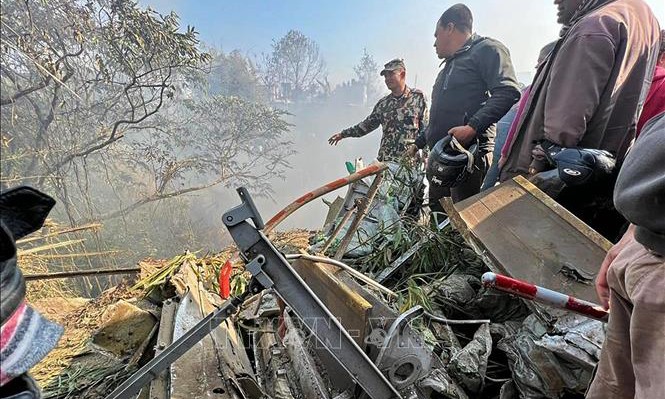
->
xmin=188 ymin=98 xmax=385 ymax=250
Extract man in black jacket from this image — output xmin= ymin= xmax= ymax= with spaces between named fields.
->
xmin=408 ymin=4 xmax=520 ymax=210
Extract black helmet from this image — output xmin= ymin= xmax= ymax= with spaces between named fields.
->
xmin=427 ymin=135 xmax=478 ymax=188
xmin=553 ymin=147 xmax=615 ymax=186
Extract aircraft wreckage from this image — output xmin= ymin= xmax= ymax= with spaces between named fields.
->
xmin=30 ymin=161 xmax=610 ymax=399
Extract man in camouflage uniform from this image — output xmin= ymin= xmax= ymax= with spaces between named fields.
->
xmin=328 ymin=59 xmax=428 ymax=162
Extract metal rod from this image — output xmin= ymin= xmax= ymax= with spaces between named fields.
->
xmin=334 ymin=172 xmax=384 ymax=260
xmin=423 ymin=311 xmax=490 ymax=325
xmin=107 ymin=293 xmax=248 ymax=399
xmin=264 ymin=162 xmax=387 ymax=233
xmin=224 ymin=189 xmax=401 ymax=399
xmin=24 ymin=267 xmax=141 ymax=281
xmin=320 ymin=205 xmax=356 ymax=254
xmin=481 ymin=272 xmax=609 ymax=322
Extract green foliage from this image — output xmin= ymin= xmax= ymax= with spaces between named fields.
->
xmin=349 ymin=217 xmax=462 ymax=278
xmin=1 ymin=0 xmax=212 ymax=195
xmin=397 ymin=277 xmax=434 ymax=313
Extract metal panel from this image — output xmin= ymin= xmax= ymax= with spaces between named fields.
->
xmin=443 ymin=176 xmax=611 ymax=304
xmin=148 ymin=298 xmax=177 ymax=399
xmin=290 ymin=259 xmax=372 ymax=347
xmin=224 ymin=188 xmax=402 ymax=399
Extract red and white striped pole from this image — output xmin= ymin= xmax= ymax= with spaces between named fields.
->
xmin=481 ymin=272 xmax=609 ymax=323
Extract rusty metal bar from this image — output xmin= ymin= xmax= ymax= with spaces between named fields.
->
xmin=264 ymin=162 xmax=387 ymax=234
xmin=334 ymin=172 xmax=384 ymax=260
xmin=24 ymin=267 xmax=141 ymax=281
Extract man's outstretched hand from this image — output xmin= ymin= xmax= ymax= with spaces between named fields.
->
xmin=328 ymin=133 xmax=343 ymax=145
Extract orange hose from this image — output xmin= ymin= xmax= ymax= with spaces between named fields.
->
xmin=264 ymin=162 xmax=387 ymax=233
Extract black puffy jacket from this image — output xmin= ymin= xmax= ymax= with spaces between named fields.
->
xmin=416 ymin=34 xmax=521 ymax=152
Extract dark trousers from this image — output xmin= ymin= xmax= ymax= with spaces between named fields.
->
xmin=556 ymin=180 xmax=626 ymax=243
xmin=428 ymin=151 xmax=492 ymax=213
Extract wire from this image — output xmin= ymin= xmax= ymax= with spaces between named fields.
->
xmin=423 ymin=310 xmax=490 ymax=325
xmin=284 ymin=253 xmax=397 ymax=298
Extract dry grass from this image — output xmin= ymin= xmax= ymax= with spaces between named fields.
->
xmin=29 ymin=227 xmax=314 ymax=396
xmin=23 ymin=256 xmax=78 ymax=302
xmin=31 ymin=286 xmax=136 ymax=387
xmin=132 ymin=229 xmax=314 ymax=297
xmin=17 ymin=220 xmax=120 ymax=300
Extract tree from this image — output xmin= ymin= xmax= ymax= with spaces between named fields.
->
xmin=0 ymin=0 xmax=296 ymax=263
xmin=209 ymin=49 xmax=266 ymax=102
xmin=353 ymin=48 xmax=381 ymax=105
xmin=1 ymin=0 xmax=210 ymax=214
xmin=100 ymin=95 xmax=294 ymax=220
xmin=262 ymin=30 xmax=327 ymax=102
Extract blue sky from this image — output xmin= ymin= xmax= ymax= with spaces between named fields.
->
xmin=142 ymin=0 xmax=664 ymax=91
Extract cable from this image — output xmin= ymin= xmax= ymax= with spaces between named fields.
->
xmin=423 ymin=310 xmax=490 ymax=325
xmin=284 ymin=253 xmax=396 ymax=298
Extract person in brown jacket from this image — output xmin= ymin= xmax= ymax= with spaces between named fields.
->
xmin=586 ymin=111 xmax=665 ymax=399
xmin=499 ymin=0 xmax=660 ymax=241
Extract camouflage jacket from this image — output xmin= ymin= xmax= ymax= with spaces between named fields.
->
xmin=341 ymin=87 xmax=428 ymax=161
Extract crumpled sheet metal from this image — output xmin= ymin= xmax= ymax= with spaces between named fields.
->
xmin=551 ymin=314 xmax=604 ymax=360
xmin=534 ymin=314 xmax=604 ymax=371
xmin=431 ymin=273 xmax=530 ymax=323
xmin=418 ymin=368 xmax=469 ymax=399
xmin=170 ymin=264 xmax=260 ymax=398
xmin=253 ymin=320 xmax=296 ymax=399
xmin=496 ymin=314 xmax=594 ymax=398
xmin=433 ymin=274 xmax=477 ymax=306
xmin=447 ymin=323 xmax=492 ymax=394
xmin=534 ymin=335 xmax=596 ymax=370
xmin=313 ymin=162 xmax=424 ymax=258
xmin=282 ymin=312 xmax=331 ymax=399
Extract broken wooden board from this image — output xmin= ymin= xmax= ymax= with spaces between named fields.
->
xmin=442 ymin=175 xmax=612 ymax=305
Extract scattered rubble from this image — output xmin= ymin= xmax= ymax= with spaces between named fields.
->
xmin=27 ymin=163 xmax=608 ymax=398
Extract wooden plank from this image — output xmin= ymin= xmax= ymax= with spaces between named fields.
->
xmin=513 ymin=176 xmax=612 ymax=252
xmin=291 ymin=259 xmax=372 ymax=347
xmin=444 ymin=177 xmax=611 ymax=304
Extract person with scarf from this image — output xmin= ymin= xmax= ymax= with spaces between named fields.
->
xmin=1 ymin=187 xmax=63 ymax=399
xmin=499 ymin=0 xmax=660 ymax=241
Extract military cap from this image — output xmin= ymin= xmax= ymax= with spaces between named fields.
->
xmin=380 ymin=58 xmax=406 ymax=76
